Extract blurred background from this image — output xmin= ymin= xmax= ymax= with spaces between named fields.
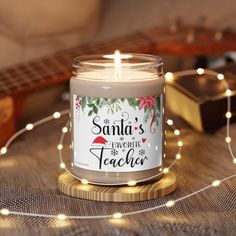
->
xmin=1 ymin=0 xmax=236 ymax=69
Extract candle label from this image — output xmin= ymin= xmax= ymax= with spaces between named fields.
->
xmin=73 ymin=95 xmax=163 ymax=172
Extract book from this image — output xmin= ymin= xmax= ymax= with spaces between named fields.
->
xmin=166 ymin=64 xmax=236 ymax=132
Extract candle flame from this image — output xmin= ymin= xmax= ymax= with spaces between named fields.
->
xmin=103 ymin=51 xmax=132 ymax=60
xmin=114 ymin=50 xmax=121 ymax=70
xmin=114 ymin=50 xmax=121 ymax=81
xmin=103 ymin=50 xmax=132 ymax=81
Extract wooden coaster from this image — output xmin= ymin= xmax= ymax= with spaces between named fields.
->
xmin=58 ymin=172 xmax=176 ymax=202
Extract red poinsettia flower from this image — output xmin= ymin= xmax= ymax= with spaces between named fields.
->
xmin=138 ymin=96 xmax=156 ymax=110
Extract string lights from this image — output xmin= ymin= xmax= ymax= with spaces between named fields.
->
xmin=0 ymin=69 xmax=235 ymax=221
xmin=127 ymin=180 xmax=137 ymax=186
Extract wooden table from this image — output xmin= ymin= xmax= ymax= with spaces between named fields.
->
xmin=0 ymin=100 xmax=235 ymax=236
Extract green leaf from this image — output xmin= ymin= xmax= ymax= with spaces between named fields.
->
xmin=117 ymin=104 xmax=121 ymax=111
xmin=127 ymin=98 xmax=137 ymax=108
xmin=156 ymin=120 xmax=159 ymax=126
xmin=93 ymin=106 xmax=98 ymax=114
xmin=96 ymin=98 xmax=100 ymax=106
xmin=81 ymin=97 xmax=86 ymax=110
xmin=88 ymin=110 xmax=93 ymax=116
xmin=155 ymin=96 xmax=160 ymax=112
xmin=111 ymin=98 xmax=116 ymax=104
xmin=87 ymin=104 xmax=94 ymax=108
xmin=144 ymin=110 xmax=151 ymax=122
xmin=87 ymin=97 xmax=92 ymax=103
xmin=128 ymin=98 xmax=139 ymax=108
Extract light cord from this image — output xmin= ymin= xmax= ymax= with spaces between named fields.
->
xmin=0 ymin=69 xmax=235 ymax=220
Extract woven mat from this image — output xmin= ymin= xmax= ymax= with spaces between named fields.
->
xmin=0 ymin=101 xmax=235 ymax=236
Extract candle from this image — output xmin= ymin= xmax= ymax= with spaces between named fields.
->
xmin=70 ymin=52 xmax=165 ymax=185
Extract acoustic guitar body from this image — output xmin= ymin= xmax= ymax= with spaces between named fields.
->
xmin=0 ymin=96 xmax=15 ymax=147
xmin=0 ymin=83 xmax=68 ymax=148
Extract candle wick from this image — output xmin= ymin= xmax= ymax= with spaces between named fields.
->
xmin=115 ymin=68 xmax=121 ymax=81
xmin=114 ymin=50 xmax=121 ymax=82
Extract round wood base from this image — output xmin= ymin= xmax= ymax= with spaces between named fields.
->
xmin=58 ymin=171 xmax=176 ymax=202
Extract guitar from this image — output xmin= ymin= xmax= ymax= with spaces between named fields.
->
xmin=1 ymin=25 xmax=236 ymax=146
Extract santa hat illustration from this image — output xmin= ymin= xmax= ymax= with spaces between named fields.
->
xmin=92 ymin=136 xmax=110 ymax=146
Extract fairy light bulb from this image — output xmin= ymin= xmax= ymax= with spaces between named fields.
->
xmin=163 ymin=168 xmax=169 ymax=174
xmin=165 ymin=200 xmax=175 ymax=207
xmin=26 ymin=123 xmax=34 ymax=130
xmin=167 ymin=119 xmax=173 ymax=126
xmin=60 ymin=162 xmax=66 ymax=169
xmin=127 ymin=180 xmax=137 ymax=186
xmin=53 ymin=112 xmax=61 ymax=119
xmin=62 ymin=127 xmax=68 ymax=133
xmin=212 ymin=180 xmax=221 ymax=187
xmin=225 ymin=89 xmax=232 ymax=96
xmin=174 ymin=130 xmax=180 ymax=136
xmin=197 ymin=68 xmax=204 ymax=75
xmin=233 ymin=159 xmax=236 ymax=164
xmin=176 ymin=154 xmax=181 ymax=160
xmin=113 ymin=212 xmax=122 ymax=219
xmin=225 ymin=112 xmax=232 ymax=119
xmin=0 ymin=147 xmax=7 ymax=155
xmin=217 ymin=73 xmax=224 ymax=80
xmin=165 ymin=72 xmax=174 ymax=82
xmin=0 ymin=208 xmax=10 ymax=215
xmin=57 ymin=214 xmax=66 ymax=220
xmin=225 ymin=137 xmax=231 ymax=143
xmin=177 ymin=141 xmax=183 ymax=147
xmin=81 ymin=179 xmax=88 ymax=185
xmin=57 ymin=144 xmax=63 ymax=150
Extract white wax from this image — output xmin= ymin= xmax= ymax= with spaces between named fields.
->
xmin=71 ymin=65 xmax=164 ymax=98
xmin=78 ymin=68 xmax=157 ymax=81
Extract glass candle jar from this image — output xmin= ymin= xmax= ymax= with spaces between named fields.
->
xmin=70 ymin=52 xmax=165 ymax=185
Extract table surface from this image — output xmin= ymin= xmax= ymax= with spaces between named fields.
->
xmin=0 ymin=100 xmax=235 ymax=236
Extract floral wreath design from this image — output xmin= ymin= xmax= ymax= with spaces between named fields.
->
xmin=75 ymin=96 xmax=161 ymax=132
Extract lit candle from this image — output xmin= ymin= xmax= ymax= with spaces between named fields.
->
xmin=70 ymin=52 xmax=165 ymax=185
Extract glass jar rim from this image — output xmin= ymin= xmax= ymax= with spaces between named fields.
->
xmin=73 ymin=53 xmax=163 ymax=71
